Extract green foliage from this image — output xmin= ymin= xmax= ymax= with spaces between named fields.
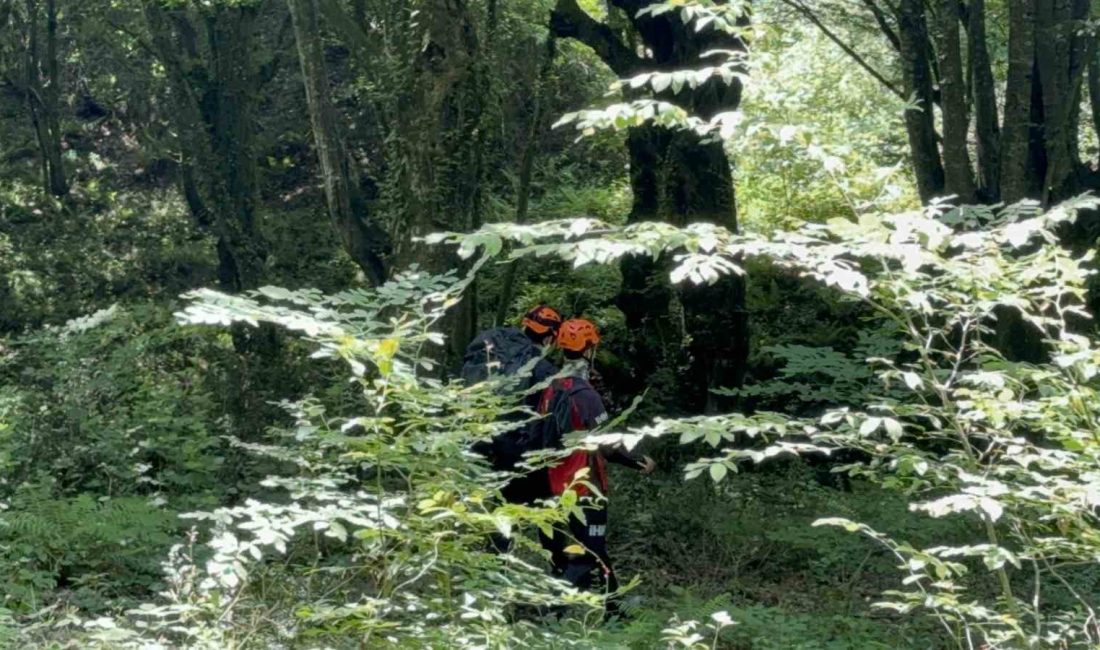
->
xmin=39 ymin=267 xmax=615 ymax=648
xmin=2 ymin=0 xmax=1098 ymax=647
xmin=446 ymin=194 xmax=1100 ymax=647
xmin=0 ymin=181 xmax=215 ymax=330
xmin=733 ymin=19 xmax=918 ymax=231
xmin=1 ymin=303 xmax=233 ymax=500
xmin=0 ymin=486 xmax=176 ymax=614
xmin=722 ymin=327 xmax=904 ymax=411
xmin=0 ymin=303 xmax=239 ymax=615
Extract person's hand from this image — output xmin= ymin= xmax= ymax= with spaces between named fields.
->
xmin=639 ymin=455 xmax=656 ymax=475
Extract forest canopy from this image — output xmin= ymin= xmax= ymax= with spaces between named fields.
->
xmin=0 ymin=0 xmax=1099 ymax=648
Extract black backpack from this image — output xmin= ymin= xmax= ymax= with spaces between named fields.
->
xmin=462 ymin=327 xmax=548 ymax=470
xmin=460 ymin=327 xmax=542 ymax=387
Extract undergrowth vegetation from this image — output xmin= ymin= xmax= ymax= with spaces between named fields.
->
xmin=6 ymin=194 xmax=1097 ymax=649
xmin=2 ymin=0 xmax=1099 ymax=648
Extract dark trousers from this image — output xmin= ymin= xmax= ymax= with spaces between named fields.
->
xmin=540 ymin=502 xmax=619 ymax=597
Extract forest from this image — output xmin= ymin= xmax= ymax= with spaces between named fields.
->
xmin=0 ymin=0 xmax=1099 ymax=648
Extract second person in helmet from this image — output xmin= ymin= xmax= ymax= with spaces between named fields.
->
xmin=536 ymin=318 xmax=655 ymax=607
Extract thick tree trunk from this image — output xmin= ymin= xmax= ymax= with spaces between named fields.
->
xmin=965 ymin=0 xmax=1000 ymax=201
xmin=318 ymin=0 xmax=484 ymax=368
xmin=1034 ymin=0 xmax=1076 ymax=206
xmin=145 ymin=6 xmax=287 ymax=461
xmin=896 ymin=0 xmax=945 ymax=202
xmin=554 ymin=0 xmax=750 ymax=413
xmin=145 ymin=5 xmax=268 ymax=294
xmin=287 ymin=0 xmax=388 ymax=286
xmin=375 ymin=0 xmax=483 ymax=369
xmin=934 ymin=0 xmax=977 ymax=203
xmin=1000 ymin=0 xmax=1037 ymax=204
xmin=206 ymin=9 xmax=267 ymax=292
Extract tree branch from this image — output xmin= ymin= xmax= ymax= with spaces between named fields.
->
xmin=781 ymin=0 xmax=907 ymax=101
xmin=259 ymin=11 xmax=294 ymax=85
xmin=0 ymin=0 xmax=13 ymax=30
xmin=317 ymin=0 xmax=377 ymax=65
xmin=859 ymin=0 xmax=901 ymax=52
xmin=550 ymin=0 xmax=641 ymax=76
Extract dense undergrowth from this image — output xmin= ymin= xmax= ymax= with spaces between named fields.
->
xmin=5 ymin=190 xmax=1100 ymax=648
xmin=2 ymin=1 xmax=1099 ymax=647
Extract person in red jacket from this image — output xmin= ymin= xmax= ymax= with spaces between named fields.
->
xmin=537 ymin=319 xmax=655 ymax=604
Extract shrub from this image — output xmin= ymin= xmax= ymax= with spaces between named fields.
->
xmin=52 ymin=268 xmax=608 ymax=648
xmin=444 ymin=195 xmax=1100 ymax=648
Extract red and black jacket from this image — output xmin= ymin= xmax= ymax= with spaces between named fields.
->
xmin=537 ymin=376 xmax=645 ymax=496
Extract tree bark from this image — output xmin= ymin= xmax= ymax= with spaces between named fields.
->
xmin=145 ymin=5 xmax=268 ymax=293
xmin=896 ymin=0 xmax=946 ymax=202
xmin=1089 ymin=46 xmax=1100 ymax=151
xmin=553 ymin=0 xmax=750 ymax=413
xmin=496 ymin=36 xmax=556 ymax=326
xmin=287 ymin=0 xmax=389 ymax=286
xmin=1034 ymin=0 xmax=1076 ymax=205
xmin=206 ymin=9 xmax=267 ymax=292
xmin=965 ymin=0 xmax=1001 ymax=201
xmin=934 ymin=0 xmax=977 ymax=203
xmin=1000 ymin=0 xmax=1036 ymax=203
xmin=22 ymin=0 xmax=66 ymax=197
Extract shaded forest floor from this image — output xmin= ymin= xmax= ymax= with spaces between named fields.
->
xmin=598 ymin=463 xmax=960 ymax=648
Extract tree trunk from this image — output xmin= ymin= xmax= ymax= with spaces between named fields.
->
xmin=40 ymin=0 xmax=64 ymax=196
xmin=1089 ymin=46 xmax=1100 ymax=149
xmin=24 ymin=17 xmax=52 ymax=198
xmin=206 ymin=9 xmax=267 ymax=292
xmin=316 ymin=0 xmax=485 ymax=368
xmin=1034 ymin=0 xmax=1076 ymax=206
xmin=934 ymin=0 xmax=977 ymax=203
xmin=376 ymin=0 xmax=483 ymax=369
xmin=145 ymin=5 xmax=268 ymax=294
xmin=553 ymin=0 xmax=750 ymax=413
xmin=143 ymin=5 xmax=289 ymax=463
xmin=896 ymin=0 xmax=945 ymax=202
xmin=22 ymin=0 xmax=66 ymax=198
xmin=496 ymin=36 xmax=556 ymax=326
xmin=1000 ymin=0 xmax=1037 ymax=204
xmin=965 ymin=0 xmax=1000 ymax=201
xmin=287 ymin=0 xmax=389 ymax=286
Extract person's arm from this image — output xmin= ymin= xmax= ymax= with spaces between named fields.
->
xmin=603 ymin=446 xmax=648 ymax=470
xmin=573 ymin=389 xmax=655 ymax=473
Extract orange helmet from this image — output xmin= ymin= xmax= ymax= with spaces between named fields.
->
xmin=521 ymin=304 xmax=562 ymax=336
xmin=556 ymin=319 xmax=601 ymax=353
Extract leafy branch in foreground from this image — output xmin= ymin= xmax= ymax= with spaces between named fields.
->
xmin=441 ymin=194 xmax=1100 ymax=648
xmin=52 ymin=266 xmax=606 ymax=649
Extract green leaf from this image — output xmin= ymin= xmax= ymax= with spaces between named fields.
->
xmin=651 ymin=73 xmax=672 ymax=94
xmin=859 ymin=417 xmax=881 ymax=435
xmin=709 ymin=463 xmax=728 ymax=482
